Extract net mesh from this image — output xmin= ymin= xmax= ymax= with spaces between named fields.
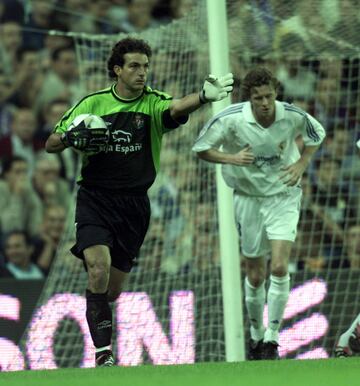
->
xmin=19 ymin=0 xmax=360 ymax=369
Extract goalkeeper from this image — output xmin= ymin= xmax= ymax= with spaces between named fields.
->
xmin=45 ymin=37 xmax=233 ymax=367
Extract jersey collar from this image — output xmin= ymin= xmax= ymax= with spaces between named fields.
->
xmin=243 ymin=100 xmax=285 ymax=124
xmin=111 ymin=83 xmax=144 ymax=103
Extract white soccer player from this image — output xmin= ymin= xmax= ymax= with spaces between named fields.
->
xmin=192 ymin=67 xmax=326 ymax=360
xmin=335 ymin=313 xmax=360 ymax=357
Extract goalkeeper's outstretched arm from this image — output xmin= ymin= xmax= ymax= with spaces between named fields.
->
xmin=169 ymin=73 xmax=233 ymax=119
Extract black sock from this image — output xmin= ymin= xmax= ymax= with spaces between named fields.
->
xmin=86 ymin=289 xmax=112 ymax=349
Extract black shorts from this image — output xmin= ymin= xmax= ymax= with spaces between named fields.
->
xmin=70 ymin=186 xmax=150 ymax=272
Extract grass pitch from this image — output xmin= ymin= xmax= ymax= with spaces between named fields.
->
xmin=0 ymin=358 xmax=358 ymax=386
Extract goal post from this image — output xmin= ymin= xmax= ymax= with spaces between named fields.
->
xmin=206 ymin=0 xmax=244 ymax=362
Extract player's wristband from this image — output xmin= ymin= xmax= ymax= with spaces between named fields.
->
xmin=199 ymin=89 xmax=209 ymax=104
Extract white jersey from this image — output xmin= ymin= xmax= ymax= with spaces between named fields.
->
xmin=192 ymin=100 xmax=326 ymax=197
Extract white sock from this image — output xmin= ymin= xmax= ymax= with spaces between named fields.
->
xmin=96 ymin=345 xmax=112 ymax=353
xmin=245 ymin=277 xmax=266 ymax=341
xmin=265 ymin=274 xmax=290 ymax=343
xmin=338 ymin=313 xmax=360 ymax=347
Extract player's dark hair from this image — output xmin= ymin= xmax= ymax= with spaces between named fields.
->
xmin=4 ymin=229 xmax=31 ymax=247
xmin=107 ymin=37 xmax=152 ymax=79
xmin=51 ymin=43 xmax=75 ymax=62
xmin=1 ymin=156 xmax=27 ymax=177
xmin=241 ymin=67 xmax=280 ymax=100
xmin=15 ymin=46 xmax=38 ymax=62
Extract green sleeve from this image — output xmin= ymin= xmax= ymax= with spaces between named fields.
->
xmin=152 ymin=97 xmax=173 ymax=135
xmin=53 ymin=98 xmax=92 ymax=134
xmin=149 ymin=90 xmax=189 ymax=134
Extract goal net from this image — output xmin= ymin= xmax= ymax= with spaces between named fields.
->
xmin=225 ymin=0 xmax=360 ymax=360
xmin=17 ymin=0 xmax=360 ymax=370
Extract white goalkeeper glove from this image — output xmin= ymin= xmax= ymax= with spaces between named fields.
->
xmin=199 ymin=73 xmax=234 ymax=103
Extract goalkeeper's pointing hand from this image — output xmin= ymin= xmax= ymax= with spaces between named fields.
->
xmin=199 ymin=73 xmax=234 ymax=103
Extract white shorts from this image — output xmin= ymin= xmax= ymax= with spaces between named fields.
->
xmin=234 ymin=187 xmax=302 ymax=258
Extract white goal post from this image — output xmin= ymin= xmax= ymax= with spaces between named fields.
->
xmin=206 ymin=0 xmax=244 ymax=362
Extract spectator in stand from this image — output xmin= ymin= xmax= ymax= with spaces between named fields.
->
xmin=0 ymin=230 xmax=44 ymax=279
xmin=272 ymin=0 xmax=328 ymax=54
xmin=58 ymin=0 xmax=117 ymax=34
xmin=0 ymin=46 xmax=45 ymax=122
xmin=228 ymin=0 xmax=273 ymax=58
xmin=0 ymin=107 xmax=44 ymax=174
xmin=343 ymin=224 xmax=360 ymax=269
xmin=32 ymin=204 xmax=66 ymax=275
xmin=295 ymin=174 xmax=327 ymax=272
xmin=273 ymin=33 xmax=317 ymax=106
xmin=55 ymin=0 xmax=88 ymax=32
xmin=318 ymin=59 xmax=343 ymax=83
xmin=84 ymin=67 xmax=109 ymax=94
xmin=317 ymin=59 xmax=357 ymax=128
xmin=319 ymin=0 xmax=339 ymax=32
xmin=9 ymin=47 xmax=45 ymax=109
xmin=85 ymin=1 xmax=117 ymax=34
xmin=37 ymin=99 xmax=71 ymax=142
xmin=169 ymin=0 xmax=194 ymax=19
xmin=269 ymin=0 xmax=295 ymax=21
xmin=190 ymin=200 xmax=219 ymax=272
xmin=23 ymin=0 xmax=64 ymax=50
xmin=314 ymin=77 xmax=346 ymax=131
xmin=107 ymin=0 xmax=127 ymax=26
xmin=192 ymin=225 xmax=220 ymax=273
xmin=329 ymin=0 xmax=360 ymax=56
xmin=0 ymin=256 xmax=10 ymax=277
xmin=38 ymin=31 xmax=72 ymax=72
xmin=35 ymin=44 xmax=85 ymax=113
xmin=148 ymin=0 xmax=194 ymax=24
xmin=0 ymin=0 xmax=24 ymax=23
xmin=0 ymin=70 xmax=15 ymax=137
xmin=147 ymin=148 xmax=188 ymax=274
xmin=37 ymin=99 xmax=77 ymax=183
xmin=275 ymin=57 xmax=317 ymax=103
xmin=0 ymin=157 xmax=43 ymax=238
xmin=139 ymin=217 xmax=165 ymax=271
xmin=52 ymin=240 xmax=82 ymax=278
xmin=315 ymin=125 xmax=360 ymax=183
xmin=32 ymin=152 xmax=72 ymax=210
xmin=118 ymin=0 xmax=159 ymax=33
xmin=0 ymin=20 xmax=23 ymax=76
xmin=310 ymin=156 xmax=357 ymax=261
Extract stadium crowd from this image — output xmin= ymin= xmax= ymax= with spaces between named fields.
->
xmin=0 ymin=0 xmax=359 ymax=279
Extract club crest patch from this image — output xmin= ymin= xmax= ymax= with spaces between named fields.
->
xmin=133 ymin=114 xmax=145 ymax=130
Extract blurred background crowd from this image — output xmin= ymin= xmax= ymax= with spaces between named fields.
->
xmin=0 ymin=0 xmax=359 ymax=280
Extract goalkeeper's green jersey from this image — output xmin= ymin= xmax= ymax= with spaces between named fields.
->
xmin=54 ymin=84 xmax=184 ymax=192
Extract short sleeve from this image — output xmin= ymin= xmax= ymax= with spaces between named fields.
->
xmin=192 ymin=117 xmax=226 ymax=153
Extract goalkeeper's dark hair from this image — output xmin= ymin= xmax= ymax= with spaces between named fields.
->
xmin=241 ymin=67 xmax=280 ymax=100
xmin=107 ymin=37 xmax=152 ymax=79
